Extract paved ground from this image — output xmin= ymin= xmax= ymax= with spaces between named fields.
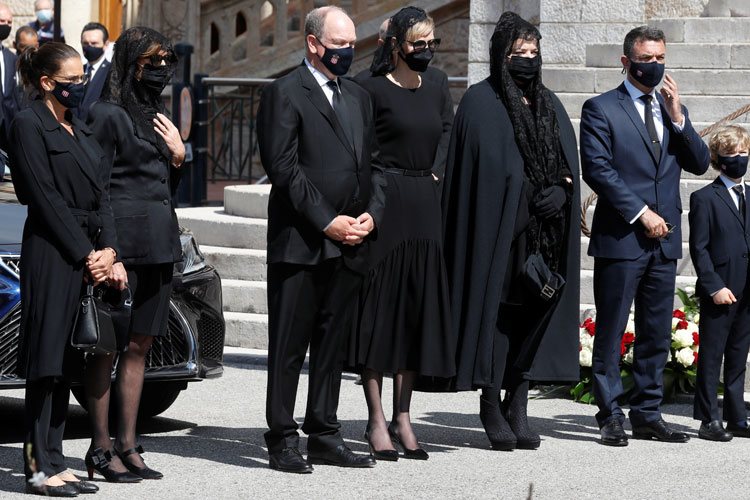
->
xmin=0 ymin=348 xmax=748 ymax=499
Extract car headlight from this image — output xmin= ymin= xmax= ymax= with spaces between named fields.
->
xmin=0 ymin=260 xmax=20 ymax=318
xmin=176 ymin=229 xmax=207 ymax=276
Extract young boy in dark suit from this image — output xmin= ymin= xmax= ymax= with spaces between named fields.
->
xmin=689 ymin=125 xmax=750 ymax=441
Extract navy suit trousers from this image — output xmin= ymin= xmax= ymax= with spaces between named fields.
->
xmin=592 ymin=248 xmax=676 ymax=427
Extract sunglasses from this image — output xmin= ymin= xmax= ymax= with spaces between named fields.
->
xmin=404 ymin=38 xmax=441 ymax=52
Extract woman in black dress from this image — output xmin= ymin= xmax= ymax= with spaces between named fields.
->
xmin=82 ymin=27 xmax=184 ymax=482
xmin=348 ymin=7 xmax=455 ymax=460
xmin=12 ymin=42 xmax=116 ymax=496
xmin=442 ymin=12 xmax=581 ymax=450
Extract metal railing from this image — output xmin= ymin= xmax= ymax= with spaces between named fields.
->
xmin=192 ymin=75 xmax=469 ymax=192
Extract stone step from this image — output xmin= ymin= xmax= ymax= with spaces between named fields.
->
xmin=222 ymin=279 xmax=267 ymax=314
xmin=224 ymin=184 xmax=271 ymax=219
xmin=579 ymin=269 xmax=696 ymax=307
xmin=579 ymin=237 xmax=696 ymax=276
xmin=557 ymin=92 xmax=750 ymax=124
xmin=650 ymin=17 xmax=750 ymax=44
xmin=581 ymin=177 xmax=712 ymax=212
xmin=585 ymin=43 xmax=750 ymax=70
xmin=201 ymin=245 xmax=267 ymax=281
xmin=545 ymin=67 xmax=750 ymax=96
xmin=176 ymin=207 xmax=267 ymax=250
xmin=224 ymin=311 xmax=268 ymax=349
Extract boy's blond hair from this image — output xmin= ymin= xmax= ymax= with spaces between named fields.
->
xmin=709 ymin=125 xmax=750 ymax=170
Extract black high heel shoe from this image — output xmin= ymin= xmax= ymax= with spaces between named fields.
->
xmin=115 ymin=445 xmax=163 ymax=480
xmin=388 ymin=425 xmax=429 ymax=460
xmin=25 ymin=483 xmax=78 ymax=497
xmin=363 ymin=428 xmax=399 ymax=462
xmin=84 ymin=447 xmax=142 ymax=483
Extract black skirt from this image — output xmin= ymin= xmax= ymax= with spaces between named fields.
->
xmin=347 ymin=172 xmax=455 ymax=378
xmin=126 ymin=263 xmax=172 ymax=337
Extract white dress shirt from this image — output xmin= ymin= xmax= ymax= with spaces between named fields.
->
xmin=719 ymin=174 xmax=745 ymax=210
xmin=304 ymin=58 xmax=336 ymax=107
xmin=0 ymin=46 xmax=5 ymax=94
xmin=623 ymin=78 xmax=686 ymax=224
xmin=85 ymin=54 xmax=107 ymax=81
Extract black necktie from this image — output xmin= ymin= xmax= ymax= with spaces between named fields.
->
xmin=733 ymin=184 xmax=746 ymax=223
xmin=639 ymin=94 xmax=661 ymax=160
xmin=326 ymin=80 xmax=354 ymax=148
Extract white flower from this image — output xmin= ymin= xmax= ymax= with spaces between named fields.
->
xmin=623 ymin=347 xmax=634 ymax=365
xmin=579 ymin=348 xmax=593 ymax=367
xmin=671 ymin=317 xmax=681 ymax=329
xmin=684 ymin=286 xmax=695 ymax=295
xmin=672 ymin=329 xmax=694 ymax=349
xmin=685 ymin=321 xmax=699 ymax=334
xmin=666 ymin=351 xmax=673 ymax=363
xmin=625 ymin=319 xmax=636 ymax=335
xmin=675 ymin=347 xmax=695 ymax=368
xmin=692 ymin=313 xmax=700 ymax=324
xmin=28 ymin=472 xmax=47 ymax=488
xmin=579 ymin=331 xmax=594 ymax=350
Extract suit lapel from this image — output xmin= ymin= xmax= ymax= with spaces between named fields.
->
xmin=617 ymin=83 xmax=659 ymax=166
xmin=712 ymin=178 xmax=744 ymax=228
xmin=2 ymin=50 xmax=11 ymax=98
xmin=298 ymin=66 xmax=356 ymax=160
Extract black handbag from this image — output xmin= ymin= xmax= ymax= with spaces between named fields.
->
xmin=70 ymin=283 xmax=118 ymax=355
xmin=522 ymin=221 xmax=566 ymax=301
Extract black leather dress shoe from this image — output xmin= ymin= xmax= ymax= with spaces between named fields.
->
xmin=698 ymin=420 xmax=733 ymax=442
xmin=25 ymin=483 xmax=79 ymax=497
xmin=632 ymin=419 xmax=689 ymax=443
xmin=726 ymin=422 xmax=750 ymax=438
xmin=307 ymin=445 xmax=376 ymax=468
xmin=269 ymin=448 xmax=313 ymax=474
xmin=600 ymin=420 xmax=628 ymax=447
xmin=64 ymin=480 xmax=99 ymax=494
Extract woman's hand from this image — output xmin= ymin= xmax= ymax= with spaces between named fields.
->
xmin=154 ymin=112 xmax=186 ymax=167
xmin=109 ymin=262 xmax=129 ymax=291
xmin=86 ymin=248 xmax=116 ymax=284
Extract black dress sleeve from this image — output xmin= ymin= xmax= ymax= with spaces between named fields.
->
xmin=10 ymin=113 xmax=94 ymax=263
xmin=87 ymin=103 xmax=120 ymax=256
xmin=432 ymin=71 xmax=454 ymax=181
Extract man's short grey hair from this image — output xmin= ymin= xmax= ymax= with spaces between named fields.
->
xmin=304 ymin=6 xmax=347 ymax=40
xmin=34 ymin=0 xmax=51 ymax=10
xmin=623 ymin=25 xmax=666 ymax=58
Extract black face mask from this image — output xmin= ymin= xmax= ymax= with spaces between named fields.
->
xmin=82 ymin=45 xmax=105 ymax=63
xmin=51 ymin=80 xmax=86 ymax=109
xmin=399 ymin=48 xmax=433 ymax=73
xmin=138 ymin=63 xmax=174 ymax=95
xmin=628 ymin=60 xmax=665 ymax=88
xmin=0 ymin=25 xmax=10 ymax=42
xmin=318 ymin=44 xmax=354 ymax=76
xmin=507 ymin=55 xmax=541 ymax=85
xmin=719 ymin=154 xmax=749 ymax=179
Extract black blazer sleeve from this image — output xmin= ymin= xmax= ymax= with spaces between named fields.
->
xmin=257 ymin=81 xmax=338 ymax=232
xmin=431 ymin=71 xmax=454 ymax=181
xmin=688 ymin=191 xmax=724 ymax=296
xmin=9 ymin=113 xmax=94 ymax=262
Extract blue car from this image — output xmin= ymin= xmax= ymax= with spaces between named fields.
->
xmin=0 ymin=203 xmax=226 ymax=417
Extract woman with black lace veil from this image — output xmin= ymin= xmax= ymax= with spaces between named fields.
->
xmin=346 ymin=6 xmax=455 ymax=461
xmin=82 ymin=27 xmax=184 ymax=482
xmin=441 ymin=12 xmax=581 ymax=450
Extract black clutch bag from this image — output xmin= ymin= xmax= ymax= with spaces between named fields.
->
xmin=522 ymin=252 xmax=565 ymax=301
xmin=70 ymin=283 xmax=118 ymax=355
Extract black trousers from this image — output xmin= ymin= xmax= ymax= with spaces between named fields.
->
xmin=592 ymin=249 xmax=676 ymax=427
xmin=694 ymin=294 xmax=750 ymax=424
xmin=264 ymin=258 xmax=362 ymax=455
xmin=24 ymin=377 xmax=71 ymax=478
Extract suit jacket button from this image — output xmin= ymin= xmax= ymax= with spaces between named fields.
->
xmin=161 ymin=177 xmax=167 ymax=184
xmin=163 ymin=199 xmax=169 ymax=205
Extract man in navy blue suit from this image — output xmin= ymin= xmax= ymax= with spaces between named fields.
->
xmin=77 ymin=22 xmax=111 ymax=122
xmin=580 ymin=26 xmax=710 ymax=446
xmin=0 ymin=2 xmax=18 ymax=181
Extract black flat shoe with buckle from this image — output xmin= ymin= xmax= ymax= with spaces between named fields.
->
xmin=84 ymin=447 xmax=142 ymax=483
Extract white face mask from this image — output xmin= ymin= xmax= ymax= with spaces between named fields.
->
xmin=36 ymin=9 xmax=53 ymax=24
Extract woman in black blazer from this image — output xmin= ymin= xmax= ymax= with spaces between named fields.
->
xmin=82 ymin=27 xmax=184 ymax=482
xmin=12 ymin=43 xmax=116 ymax=496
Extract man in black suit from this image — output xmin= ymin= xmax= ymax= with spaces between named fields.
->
xmin=0 ymin=2 xmax=18 ymax=181
xmin=257 ymin=5 xmax=385 ymax=473
xmin=76 ymin=22 xmax=111 ymax=122
xmin=580 ymin=26 xmax=710 ymax=446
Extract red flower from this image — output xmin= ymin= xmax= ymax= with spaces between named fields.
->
xmin=676 ymin=320 xmax=688 ymax=331
xmin=693 ymin=351 xmax=699 ymax=365
xmin=692 ymin=332 xmax=700 ymax=346
xmin=622 ymin=332 xmax=635 ymax=346
xmin=582 ymin=318 xmax=596 ymax=336
xmin=673 ymin=310 xmax=686 ymax=319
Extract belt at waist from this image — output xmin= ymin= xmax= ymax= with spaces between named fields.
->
xmin=384 ymin=167 xmax=433 ymax=177
xmin=69 ymin=207 xmax=103 ymax=241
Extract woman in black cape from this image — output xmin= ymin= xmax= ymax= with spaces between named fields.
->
xmin=441 ymin=12 xmax=581 ymax=450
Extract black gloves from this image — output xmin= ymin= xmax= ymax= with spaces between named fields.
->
xmin=533 ymin=185 xmax=567 ymax=219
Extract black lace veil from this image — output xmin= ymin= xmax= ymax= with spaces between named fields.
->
xmin=490 ymin=11 xmax=568 ymax=271
xmin=100 ymin=27 xmax=177 ymax=160
xmin=369 ymin=6 xmax=428 ymax=76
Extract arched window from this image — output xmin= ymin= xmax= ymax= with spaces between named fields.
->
xmin=210 ymin=22 xmax=220 ymax=54
xmin=236 ymin=11 xmax=247 ymax=36
xmin=260 ymin=1 xmax=275 ymax=46
xmin=287 ymin=0 xmax=301 ymax=32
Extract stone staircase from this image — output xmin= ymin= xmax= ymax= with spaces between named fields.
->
xmin=543 ymin=15 xmax=750 ymax=309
